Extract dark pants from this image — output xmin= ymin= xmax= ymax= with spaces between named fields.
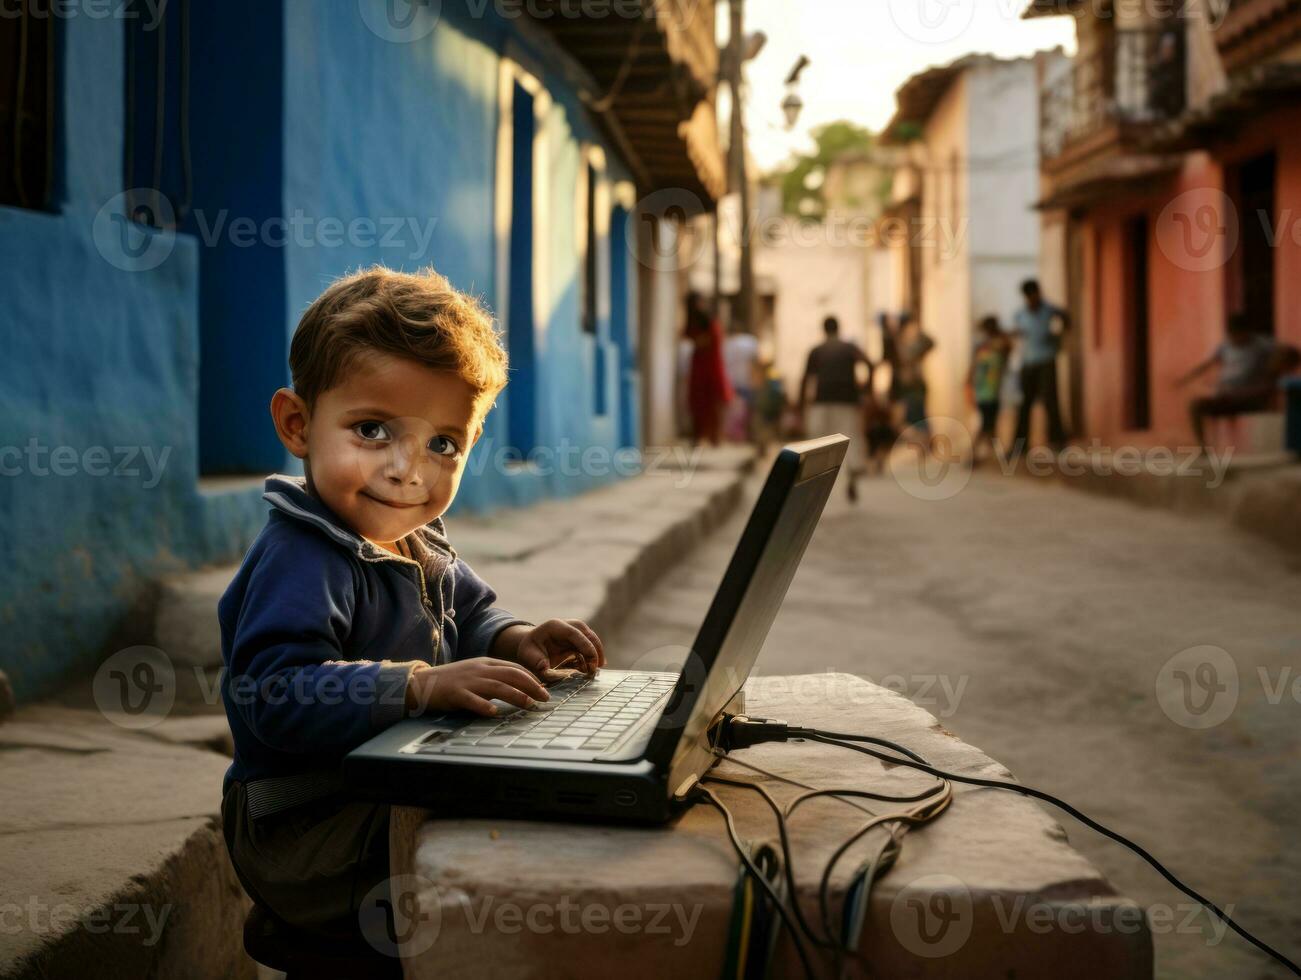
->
xmin=1014 ymin=361 xmax=1066 ymax=449
xmin=222 ymin=780 xmax=392 ymax=938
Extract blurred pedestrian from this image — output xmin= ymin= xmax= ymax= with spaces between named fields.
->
xmin=753 ymin=357 xmax=787 ymax=455
xmin=894 ymin=316 xmax=935 ymax=446
xmin=683 ymin=293 xmax=733 ymax=447
xmin=1176 ymin=313 xmax=1298 ymax=452
xmin=722 ymin=322 xmax=761 ymax=444
xmin=967 ymin=315 xmax=1011 ymax=465
xmin=797 ymin=316 xmax=873 ymax=502
xmin=1010 ymin=279 xmax=1070 ymax=454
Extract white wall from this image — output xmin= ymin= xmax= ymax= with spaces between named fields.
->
xmin=755 ymin=216 xmax=872 ymax=398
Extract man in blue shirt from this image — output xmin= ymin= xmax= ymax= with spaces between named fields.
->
xmin=1011 ymin=279 xmax=1070 ymax=452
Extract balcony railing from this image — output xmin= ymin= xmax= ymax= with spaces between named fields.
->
xmin=1041 ymin=26 xmax=1186 ymax=160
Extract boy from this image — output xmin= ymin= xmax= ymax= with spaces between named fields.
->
xmin=967 ymin=316 xmax=1010 ymax=464
xmin=218 ymin=265 xmax=606 ymax=937
xmin=1177 ymin=314 xmax=1281 ymax=452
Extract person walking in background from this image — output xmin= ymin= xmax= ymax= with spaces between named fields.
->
xmin=1010 ymin=279 xmax=1070 ymax=454
xmin=722 ymin=322 xmax=761 ymax=444
xmin=893 ymin=316 xmax=936 ymax=447
xmin=753 ymin=357 xmax=787 ymax=455
xmin=967 ymin=316 xmax=1011 ymax=465
xmin=683 ymin=293 xmax=733 ymax=447
xmin=797 ymin=316 xmax=873 ymax=502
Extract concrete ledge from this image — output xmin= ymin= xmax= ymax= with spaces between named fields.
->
xmin=0 ymin=706 xmax=251 ymax=980
xmin=391 ymin=674 xmax=1150 ymax=979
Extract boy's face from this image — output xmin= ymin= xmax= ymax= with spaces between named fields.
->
xmin=274 ymin=354 xmax=484 ymax=550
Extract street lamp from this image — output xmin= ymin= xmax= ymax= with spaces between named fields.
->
xmin=781 ymin=90 xmax=804 ymax=130
xmin=782 ymin=54 xmax=810 ymax=130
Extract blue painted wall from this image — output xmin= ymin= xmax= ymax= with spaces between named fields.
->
xmin=0 ymin=0 xmax=644 ymax=702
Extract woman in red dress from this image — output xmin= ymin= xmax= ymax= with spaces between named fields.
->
xmin=684 ymin=294 xmax=733 ymax=446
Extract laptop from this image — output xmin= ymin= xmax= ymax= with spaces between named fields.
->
xmin=343 ymin=435 xmax=847 ymax=823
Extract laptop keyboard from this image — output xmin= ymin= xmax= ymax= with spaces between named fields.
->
xmin=420 ymin=672 xmax=676 ymax=753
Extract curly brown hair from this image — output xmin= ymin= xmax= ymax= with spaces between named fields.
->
xmin=289 ymin=265 xmax=508 ymax=421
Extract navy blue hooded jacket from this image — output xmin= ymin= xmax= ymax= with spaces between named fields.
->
xmin=218 ymin=476 xmax=531 ymax=818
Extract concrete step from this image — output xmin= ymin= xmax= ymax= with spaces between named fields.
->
xmin=0 ymin=706 xmax=251 ymax=980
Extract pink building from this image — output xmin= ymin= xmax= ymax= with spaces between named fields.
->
xmin=1031 ymin=0 xmax=1301 ymax=450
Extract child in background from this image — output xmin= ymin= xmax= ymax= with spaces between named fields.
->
xmin=968 ymin=316 xmax=1010 ymax=464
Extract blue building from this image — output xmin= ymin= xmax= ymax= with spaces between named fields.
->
xmin=0 ymin=0 xmax=724 ymax=702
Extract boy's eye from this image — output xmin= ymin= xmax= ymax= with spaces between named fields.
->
xmin=355 ymin=421 xmax=390 ymax=441
xmin=429 ymin=435 xmax=460 ymax=458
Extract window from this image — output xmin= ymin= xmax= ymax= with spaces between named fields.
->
xmin=123 ymin=0 xmax=191 ymax=228
xmin=1 ymin=1 xmax=57 ymax=210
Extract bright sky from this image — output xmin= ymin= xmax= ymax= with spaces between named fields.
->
xmin=735 ymin=0 xmax=1078 ymax=173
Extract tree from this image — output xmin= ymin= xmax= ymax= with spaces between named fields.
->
xmin=774 ymin=120 xmax=880 ymax=219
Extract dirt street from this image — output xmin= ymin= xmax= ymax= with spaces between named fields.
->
xmin=606 ymin=452 xmax=1301 ymax=980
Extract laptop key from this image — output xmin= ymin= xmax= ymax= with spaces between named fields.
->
xmin=545 ymin=737 xmax=588 ymax=749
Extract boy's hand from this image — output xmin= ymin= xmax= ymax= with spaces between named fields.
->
xmin=405 ymin=658 xmax=551 ymax=717
xmin=514 ymin=619 xmax=606 ymax=679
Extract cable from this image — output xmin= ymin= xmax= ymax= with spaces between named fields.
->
xmin=703 ymin=768 xmax=951 ymax=973
xmin=694 ymin=785 xmax=818 ymax=980
xmin=796 ymin=727 xmax=1301 ymax=977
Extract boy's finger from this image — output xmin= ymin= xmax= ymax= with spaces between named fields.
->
xmin=571 ymin=621 xmax=605 ymax=666
xmin=453 ymin=691 xmax=501 ymax=717
xmin=484 ymin=663 xmax=550 ymax=701
xmin=476 ymin=679 xmax=540 ymax=711
xmin=559 ymin=623 xmax=601 ymax=671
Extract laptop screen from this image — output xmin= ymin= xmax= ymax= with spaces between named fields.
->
xmin=644 ymin=435 xmax=846 ymax=797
